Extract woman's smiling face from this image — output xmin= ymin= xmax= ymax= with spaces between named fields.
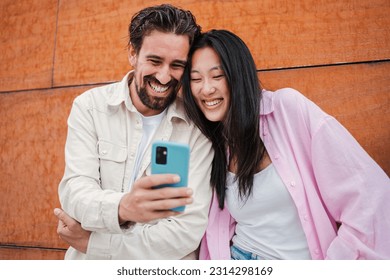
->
xmin=190 ymin=47 xmax=230 ymax=122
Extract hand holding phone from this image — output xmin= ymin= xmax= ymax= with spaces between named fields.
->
xmin=151 ymin=141 xmax=190 ymax=211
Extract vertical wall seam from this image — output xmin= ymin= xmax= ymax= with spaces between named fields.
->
xmin=51 ymin=0 xmax=61 ymax=88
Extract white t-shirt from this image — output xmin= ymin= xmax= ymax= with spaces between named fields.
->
xmin=129 ymin=110 xmax=166 ymax=188
xmin=226 ymin=164 xmax=311 ymax=259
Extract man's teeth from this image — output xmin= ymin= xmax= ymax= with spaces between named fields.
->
xmin=149 ymin=82 xmax=169 ymax=93
xmin=205 ymin=99 xmax=222 ymax=106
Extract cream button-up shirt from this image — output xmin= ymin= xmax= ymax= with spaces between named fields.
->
xmin=59 ymin=71 xmax=213 ymax=259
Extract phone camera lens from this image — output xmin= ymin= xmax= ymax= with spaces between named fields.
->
xmin=156 ymin=146 xmax=167 ymax=164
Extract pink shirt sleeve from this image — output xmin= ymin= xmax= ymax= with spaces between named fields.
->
xmin=311 ymin=116 xmax=390 ymax=259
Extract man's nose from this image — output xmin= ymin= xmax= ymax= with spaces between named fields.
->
xmin=155 ymin=65 xmax=171 ymax=85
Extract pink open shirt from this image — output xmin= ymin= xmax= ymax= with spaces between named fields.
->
xmin=199 ymin=88 xmax=390 ymax=260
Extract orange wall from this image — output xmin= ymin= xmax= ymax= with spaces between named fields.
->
xmin=1 ymin=0 xmax=389 ymax=259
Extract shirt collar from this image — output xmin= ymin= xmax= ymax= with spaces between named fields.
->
xmin=260 ymin=89 xmax=274 ymax=115
xmin=167 ymin=96 xmax=190 ymax=125
xmin=106 ymin=71 xmax=133 ymax=108
xmin=107 ymin=71 xmax=190 ymax=125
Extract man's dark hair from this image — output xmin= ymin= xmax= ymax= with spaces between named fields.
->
xmin=128 ymin=4 xmax=201 ymax=53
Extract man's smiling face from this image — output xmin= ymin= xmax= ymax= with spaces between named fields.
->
xmin=129 ymin=30 xmax=190 ymax=116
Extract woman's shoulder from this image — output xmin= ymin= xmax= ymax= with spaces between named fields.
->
xmin=262 ymin=87 xmax=331 ymax=132
xmin=262 ymin=87 xmax=309 ymax=112
xmin=265 ymin=87 xmax=306 ymax=100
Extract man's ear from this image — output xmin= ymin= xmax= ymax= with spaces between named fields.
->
xmin=128 ymin=45 xmax=137 ymax=67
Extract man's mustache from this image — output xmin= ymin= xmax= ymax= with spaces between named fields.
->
xmin=144 ymin=75 xmax=179 ymax=88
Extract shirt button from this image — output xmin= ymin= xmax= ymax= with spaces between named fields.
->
xmin=274 ymin=155 xmax=279 ymax=160
xmin=101 ymin=150 xmax=107 ymax=155
xmin=314 ymin=249 xmax=320 ymax=255
xmin=290 ymin=181 xmax=296 ymax=187
xmin=304 ymin=214 xmax=309 ymax=221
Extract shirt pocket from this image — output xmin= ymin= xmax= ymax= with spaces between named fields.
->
xmin=97 ymin=139 xmax=127 ymax=191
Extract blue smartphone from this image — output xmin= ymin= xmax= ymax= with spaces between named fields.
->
xmin=151 ymin=141 xmax=190 ymax=212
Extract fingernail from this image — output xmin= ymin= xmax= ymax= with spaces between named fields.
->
xmin=186 ymin=188 xmax=193 ymax=195
xmin=54 ymin=208 xmax=61 ymax=216
xmin=186 ymin=198 xmax=193 ymax=204
xmin=173 ymin=175 xmax=180 ymax=183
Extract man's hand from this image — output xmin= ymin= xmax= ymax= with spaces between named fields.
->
xmin=118 ymin=174 xmax=193 ymax=224
xmin=54 ymin=208 xmax=91 ymax=254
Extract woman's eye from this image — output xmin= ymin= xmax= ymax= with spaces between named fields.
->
xmin=213 ymin=75 xmax=224 ymax=79
xmin=190 ymin=78 xmax=201 ymax=82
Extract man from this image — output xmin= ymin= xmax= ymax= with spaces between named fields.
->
xmin=55 ymin=4 xmax=213 ymax=260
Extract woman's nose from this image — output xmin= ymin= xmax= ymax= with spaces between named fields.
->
xmin=202 ymin=81 xmax=216 ymax=95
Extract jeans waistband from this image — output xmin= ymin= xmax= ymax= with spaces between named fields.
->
xmin=230 ymin=244 xmax=262 ymax=260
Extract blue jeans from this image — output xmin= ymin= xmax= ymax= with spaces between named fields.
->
xmin=230 ymin=245 xmax=261 ymax=260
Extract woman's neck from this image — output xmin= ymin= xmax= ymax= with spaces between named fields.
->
xmin=228 ymin=150 xmax=271 ymax=174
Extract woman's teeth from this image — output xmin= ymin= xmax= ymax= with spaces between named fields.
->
xmin=205 ymin=99 xmax=222 ymax=106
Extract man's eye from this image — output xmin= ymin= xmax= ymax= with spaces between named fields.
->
xmin=172 ymin=64 xmax=185 ymax=69
xmin=150 ymin=60 xmax=160 ymax=65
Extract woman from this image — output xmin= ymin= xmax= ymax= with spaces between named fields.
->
xmin=182 ymin=29 xmax=390 ymax=260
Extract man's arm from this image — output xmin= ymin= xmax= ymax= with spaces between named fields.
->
xmin=59 ymin=94 xmax=125 ymax=233
xmin=86 ymin=135 xmax=213 ymax=259
xmin=58 ymin=133 xmax=213 ymax=259
xmin=55 ymin=175 xmax=195 ymax=253
xmin=55 ymin=208 xmax=90 ymax=254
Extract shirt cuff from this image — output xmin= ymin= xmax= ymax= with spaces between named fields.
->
xmin=101 ymin=191 xmax=127 ymax=233
xmin=86 ymin=232 xmax=111 ymax=259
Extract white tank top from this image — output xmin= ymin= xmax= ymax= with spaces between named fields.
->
xmin=226 ymin=164 xmax=311 ymax=259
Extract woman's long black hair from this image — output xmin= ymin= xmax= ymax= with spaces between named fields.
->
xmin=183 ymin=29 xmax=266 ymax=209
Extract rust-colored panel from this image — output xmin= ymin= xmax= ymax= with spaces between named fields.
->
xmin=193 ymin=0 xmax=390 ymax=69
xmin=53 ymin=0 xmax=132 ymax=87
xmin=0 ymin=247 xmax=65 ymax=260
xmin=0 ymin=0 xmax=58 ymax=92
xmin=54 ymin=0 xmax=390 ymax=87
xmin=260 ymin=62 xmax=390 ymax=174
xmin=0 ymin=85 xmax=93 ymax=248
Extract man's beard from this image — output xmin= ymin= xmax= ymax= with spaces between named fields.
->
xmin=134 ymin=75 xmax=179 ymax=111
